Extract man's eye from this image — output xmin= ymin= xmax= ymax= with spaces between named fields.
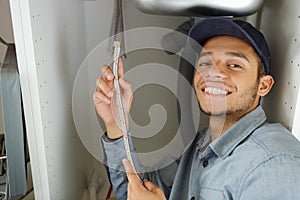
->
xmin=198 ymin=62 xmax=212 ymax=67
xmin=229 ymin=64 xmax=242 ymax=69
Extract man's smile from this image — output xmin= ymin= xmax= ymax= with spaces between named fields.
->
xmin=199 ymin=82 xmax=233 ymax=97
xmin=203 ymin=87 xmax=229 ymax=95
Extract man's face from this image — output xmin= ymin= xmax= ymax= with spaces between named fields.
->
xmin=194 ymin=36 xmax=262 ymax=118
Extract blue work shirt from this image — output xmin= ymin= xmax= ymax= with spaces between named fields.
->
xmin=102 ymin=106 xmax=300 ymax=199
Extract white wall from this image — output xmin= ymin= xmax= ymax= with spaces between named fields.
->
xmin=9 ymin=0 xmax=98 ymax=199
xmin=260 ymin=0 xmax=300 ymax=134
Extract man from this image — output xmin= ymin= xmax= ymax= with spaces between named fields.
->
xmin=93 ymin=18 xmax=300 ymax=199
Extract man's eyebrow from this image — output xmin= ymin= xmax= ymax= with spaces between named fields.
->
xmin=198 ymin=51 xmax=213 ymax=58
xmin=198 ymin=51 xmax=250 ymax=65
xmin=226 ymin=52 xmax=250 ymax=63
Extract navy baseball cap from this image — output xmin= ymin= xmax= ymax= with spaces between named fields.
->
xmin=188 ymin=18 xmax=271 ymax=74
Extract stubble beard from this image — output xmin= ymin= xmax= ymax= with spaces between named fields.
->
xmin=199 ymin=81 xmax=259 ymax=119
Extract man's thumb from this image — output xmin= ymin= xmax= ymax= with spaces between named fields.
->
xmin=143 ymin=180 xmax=158 ymax=193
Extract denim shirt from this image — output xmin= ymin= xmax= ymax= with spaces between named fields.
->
xmin=101 ymin=106 xmax=300 ymax=200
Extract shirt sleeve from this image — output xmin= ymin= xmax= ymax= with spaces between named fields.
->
xmin=101 ymin=132 xmax=179 ymax=199
xmin=101 ymin=132 xmax=142 ymax=200
xmin=237 ymin=154 xmax=300 ymax=200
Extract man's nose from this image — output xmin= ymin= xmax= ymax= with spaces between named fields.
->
xmin=206 ymin=62 xmax=228 ymax=79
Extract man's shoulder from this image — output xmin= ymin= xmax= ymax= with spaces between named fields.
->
xmin=235 ymin=124 xmax=300 ymax=199
xmin=232 ymin=123 xmax=300 ymax=183
xmin=250 ymin=122 xmax=300 ymax=156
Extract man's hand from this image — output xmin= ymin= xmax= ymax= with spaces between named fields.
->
xmin=123 ymin=159 xmax=166 ymax=200
xmin=93 ymin=59 xmax=133 ymax=138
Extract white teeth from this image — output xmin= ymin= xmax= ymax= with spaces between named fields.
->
xmin=204 ymin=87 xmax=228 ymax=95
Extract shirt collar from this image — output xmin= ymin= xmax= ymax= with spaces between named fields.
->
xmin=206 ymin=106 xmax=267 ymax=159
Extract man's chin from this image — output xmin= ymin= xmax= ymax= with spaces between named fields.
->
xmin=200 ymin=107 xmax=226 ymax=117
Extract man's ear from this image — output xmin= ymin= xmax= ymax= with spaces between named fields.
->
xmin=258 ymin=75 xmax=275 ymax=97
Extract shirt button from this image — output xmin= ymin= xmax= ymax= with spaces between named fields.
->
xmin=203 ymin=160 xmax=209 ymax=167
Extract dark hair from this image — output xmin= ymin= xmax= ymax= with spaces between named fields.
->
xmin=256 ymin=53 xmax=266 ymax=81
xmin=257 ymin=61 xmax=266 ymax=79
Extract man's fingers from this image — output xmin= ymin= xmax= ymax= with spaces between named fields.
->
xmin=93 ymin=92 xmax=111 ymax=105
xmin=143 ymin=180 xmax=166 ymax=198
xmin=143 ymin=180 xmax=159 ymax=192
xmin=101 ymin=65 xmax=114 ymax=81
xmin=123 ymin=159 xmax=134 ymax=174
xmin=101 ymin=59 xmax=124 ymax=80
xmin=119 ymin=78 xmax=131 ymax=90
xmin=96 ymin=78 xmax=113 ymax=98
xmin=118 ymin=58 xmax=124 ymax=78
xmin=123 ymin=159 xmax=142 ymax=186
xmin=119 ymin=78 xmax=133 ymax=100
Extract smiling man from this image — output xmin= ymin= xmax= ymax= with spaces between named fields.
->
xmin=94 ymin=18 xmax=300 ymax=200
xmin=193 ymin=34 xmax=274 ymax=140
